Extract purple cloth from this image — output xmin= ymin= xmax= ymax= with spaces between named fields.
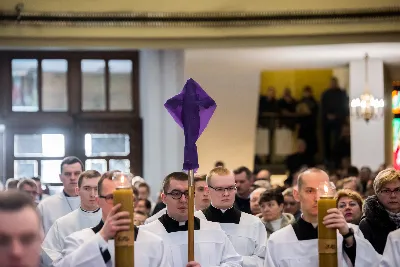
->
xmin=164 ymin=78 xmax=217 ymax=171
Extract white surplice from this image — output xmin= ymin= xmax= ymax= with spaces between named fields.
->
xmin=145 ymin=207 xmax=167 ymax=224
xmin=140 ymin=216 xmax=243 ymax=267
xmin=266 ymin=223 xmax=381 ymax=267
xmin=380 ymin=228 xmax=400 ymax=267
xmin=195 ymin=209 xmax=267 ymax=267
xmin=53 ymin=227 xmax=170 ymax=267
xmin=37 ymin=192 xmax=80 ymax=235
xmin=42 ymin=207 xmax=102 ymax=263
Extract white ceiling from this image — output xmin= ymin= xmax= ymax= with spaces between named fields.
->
xmin=185 ymin=42 xmax=400 ymax=70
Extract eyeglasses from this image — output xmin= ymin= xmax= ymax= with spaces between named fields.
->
xmin=380 ymin=187 xmax=400 ymax=196
xmin=99 ymin=194 xmax=114 ymax=204
xmin=165 ymin=190 xmax=190 ymax=200
xmin=208 ymin=185 xmax=236 ymax=193
xmin=284 ymin=201 xmax=297 ymax=206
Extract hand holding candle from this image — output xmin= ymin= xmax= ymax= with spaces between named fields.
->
xmin=318 ymin=181 xmax=338 ymax=267
xmin=112 ymin=172 xmax=135 ymax=267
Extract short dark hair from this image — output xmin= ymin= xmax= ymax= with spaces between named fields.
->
xmin=194 ymin=175 xmax=206 ymax=184
xmin=259 ymin=189 xmax=284 ymax=206
xmin=233 ymin=166 xmax=252 ymax=180
xmin=60 ymin=156 xmax=84 ymax=173
xmin=215 ymin=161 xmax=225 ymax=168
xmin=347 ymin=166 xmax=359 ymax=177
xmin=78 ymin=170 xmax=101 ymax=188
xmin=0 ymin=190 xmax=37 ymax=212
xmin=162 ymin=172 xmax=188 ymax=193
xmin=32 ymin=177 xmax=41 ymax=182
xmin=138 ymin=183 xmax=150 ymax=193
xmin=98 ymin=170 xmax=121 ymax=195
xmin=138 ymin=199 xmax=152 ymax=210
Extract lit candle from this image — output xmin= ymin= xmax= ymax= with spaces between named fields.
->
xmin=318 ymin=181 xmax=337 ymax=267
xmin=113 ymin=172 xmax=134 ymax=267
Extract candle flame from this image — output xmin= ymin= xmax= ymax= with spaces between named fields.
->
xmin=324 ymin=184 xmax=329 ymax=194
xmin=121 ymin=175 xmax=125 ymax=184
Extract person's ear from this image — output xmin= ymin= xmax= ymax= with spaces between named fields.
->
xmin=293 ymin=187 xmax=300 ymax=202
xmin=161 ymin=192 xmax=167 ymax=204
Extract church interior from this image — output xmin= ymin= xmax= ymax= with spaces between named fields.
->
xmin=1 ymin=0 xmax=400 ymax=266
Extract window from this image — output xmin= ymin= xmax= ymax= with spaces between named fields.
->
xmin=42 ymin=60 xmax=68 ymax=111
xmin=85 ymin=133 xmax=130 ymax=172
xmin=1 ymin=51 xmax=141 ymax=186
xmin=81 ymin=59 xmax=133 ymax=111
xmin=14 ymin=134 xmax=65 ymax=157
xmin=13 ymin=134 xmax=65 ymax=183
xmin=85 ymin=133 xmax=129 ymax=157
xmin=12 ymin=59 xmax=39 ymax=112
xmin=14 ymin=160 xmax=38 ymax=179
xmin=109 ymin=60 xmax=133 ymax=111
xmin=81 ymin=60 xmax=106 ymax=111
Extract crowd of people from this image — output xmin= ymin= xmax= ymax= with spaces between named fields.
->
xmin=257 ymin=77 xmax=350 ymax=170
xmin=1 ymin=155 xmax=400 ymax=266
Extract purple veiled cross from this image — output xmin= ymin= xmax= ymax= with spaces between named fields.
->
xmin=164 ymin=78 xmax=217 ymax=171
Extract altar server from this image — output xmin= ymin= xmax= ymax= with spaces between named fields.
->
xmin=145 ymin=175 xmax=210 ymax=224
xmin=380 ymin=228 xmax=400 ymax=267
xmin=195 ymin=167 xmax=267 ymax=267
xmin=53 ymin=170 xmax=170 ymax=267
xmin=266 ymin=168 xmax=381 ymax=267
xmin=141 ymin=171 xmax=243 ymax=267
xmin=37 ymin=156 xmax=83 ymax=234
xmin=42 ymin=170 xmax=102 ymax=263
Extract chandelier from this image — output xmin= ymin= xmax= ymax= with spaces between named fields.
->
xmin=350 ymin=54 xmax=384 ymax=122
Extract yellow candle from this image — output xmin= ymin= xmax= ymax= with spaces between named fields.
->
xmin=318 ymin=196 xmax=338 ymax=267
xmin=113 ymin=187 xmax=135 ymax=267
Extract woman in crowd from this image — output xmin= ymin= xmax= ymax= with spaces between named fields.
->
xmin=259 ymin=189 xmax=295 ymax=237
xmin=335 ymin=189 xmax=363 ymax=225
xmin=359 ymin=168 xmax=400 ymax=254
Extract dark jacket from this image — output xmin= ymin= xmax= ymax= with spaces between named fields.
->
xmin=359 ymin=195 xmax=398 ymax=254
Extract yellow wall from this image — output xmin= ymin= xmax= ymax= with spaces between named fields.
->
xmin=260 ymin=69 xmax=333 ymax=101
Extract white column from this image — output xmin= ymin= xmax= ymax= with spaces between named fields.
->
xmin=349 ymin=58 xmax=385 ymax=170
xmin=139 ymin=50 xmax=185 ymax=200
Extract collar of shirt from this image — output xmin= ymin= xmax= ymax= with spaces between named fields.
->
xmin=202 ymin=204 xmax=241 ymax=224
xmin=158 ymin=213 xmax=200 ymax=233
xmin=80 ymin=207 xmax=101 ymax=213
xmin=292 ymin=217 xmax=318 ymax=240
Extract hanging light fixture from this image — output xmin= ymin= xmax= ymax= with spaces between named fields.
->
xmin=350 ymin=53 xmax=385 ymax=122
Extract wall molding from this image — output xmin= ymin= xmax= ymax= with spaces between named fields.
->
xmin=1 ymin=5 xmax=399 ymax=27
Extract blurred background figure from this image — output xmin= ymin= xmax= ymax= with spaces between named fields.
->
xmin=335 ymin=189 xmax=363 ymax=225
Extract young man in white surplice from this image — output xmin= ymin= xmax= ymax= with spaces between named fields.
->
xmin=140 ymin=171 xmax=243 ymax=267
xmin=53 ymin=170 xmax=170 ymax=267
xmin=144 ymin=174 xmax=211 ymax=225
xmin=380 ymin=228 xmax=400 ymax=266
xmin=42 ymin=170 xmax=102 ymax=264
xmin=194 ymin=167 xmax=267 ymax=267
xmin=266 ymin=168 xmax=381 ymax=267
xmin=37 ymin=156 xmax=84 ymax=235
